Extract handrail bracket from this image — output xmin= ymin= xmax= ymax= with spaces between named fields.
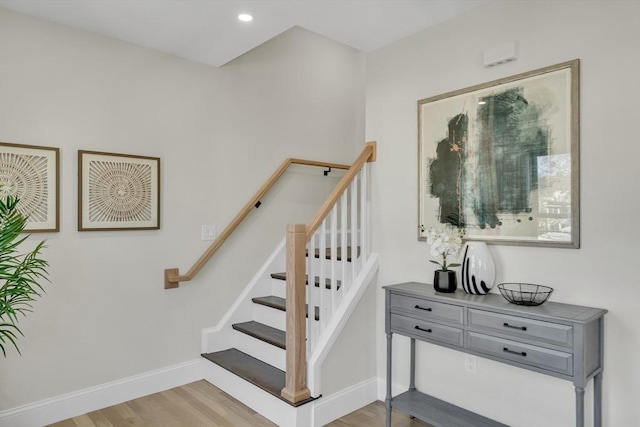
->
xmin=164 ymin=268 xmax=180 ymax=289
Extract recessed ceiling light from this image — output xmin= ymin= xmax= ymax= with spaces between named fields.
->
xmin=238 ymin=14 xmax=253 ymax=22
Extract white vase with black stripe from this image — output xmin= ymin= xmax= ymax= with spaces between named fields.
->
xmin=458 ymin=241 xmax=495 ymax=295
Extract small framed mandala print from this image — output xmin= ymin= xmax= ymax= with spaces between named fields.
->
xmin=0 ymin=142 xmax=60 ymax=233
xmin=78 ymin=150 xmax=160 ymax=231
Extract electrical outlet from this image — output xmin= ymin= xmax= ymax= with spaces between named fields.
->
xmin=465 ymin=354 xmax=477 ymax=374
xmin=201 ymin=225 xmax=216 ymax=241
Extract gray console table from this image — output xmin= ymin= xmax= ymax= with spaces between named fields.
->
xmin=384 ymin=282 xmax=607 ymax=427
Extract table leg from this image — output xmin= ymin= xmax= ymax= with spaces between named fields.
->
xmin=575 ymin=386 xmax=585 ymax=427
xmin=386 ymin=332 xmax=392 ymax=427
xmin=409 ymin=338 xmax=416 ymax=391
xmin=594 ymin=372 xmax=603 ymax=427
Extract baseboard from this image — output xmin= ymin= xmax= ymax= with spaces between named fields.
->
xmin=376 ymin=376 xmax=408 ymax=401
xmin=0 ymin=359 xmax=206 ymax=427
xmin=0 ymin=366 xmax=382 ymax=427
xmin=312 ymin=377 xmax=379 ymax=426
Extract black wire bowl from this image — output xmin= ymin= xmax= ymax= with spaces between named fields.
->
xmin=497 ymin=283 xmax=554 ymax=306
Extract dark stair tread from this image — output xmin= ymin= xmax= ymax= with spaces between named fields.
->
xmin=307 ymin=246 xmax=360 ymax=262
xmin=201 ymin=348 xmax=315 ymax=407
xmin=232 ymin=321 xmax=286 ymax=349
xmin=252 ymin=296 xmax=320 ymax=321
xmin=270 ymin=272 xmax=342 ymax=290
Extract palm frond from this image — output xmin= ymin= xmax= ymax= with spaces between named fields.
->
xmin=0 ymin=193 xmax=49 ymax=357
xmin=0 ymin=322 xmax=23 ymax=356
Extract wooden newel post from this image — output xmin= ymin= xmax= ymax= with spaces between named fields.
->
xmin=281 ymin=224 xmax=311 ymax=403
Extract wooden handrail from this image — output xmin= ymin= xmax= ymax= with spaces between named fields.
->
xmin=164 ymin=157 xmax=351 ymax=288
xmin=305 ymin=141 xmax=376 ymax=241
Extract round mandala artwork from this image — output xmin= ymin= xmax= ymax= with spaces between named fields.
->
xmin=88 ymin=161 xmax=152 ymax=223
xmin=0 ymin=152 xmax=49 ymax=223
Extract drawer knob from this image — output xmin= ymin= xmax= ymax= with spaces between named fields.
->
xmin=415 ymin=325 xmax=432 ymax=333
xmin=503 ymin=347 xmax=527 ymax=357
xmin=414 ymin=305 xmax=432 ymax=312
xmin=503 ymin=322 xmax=527 ymax=331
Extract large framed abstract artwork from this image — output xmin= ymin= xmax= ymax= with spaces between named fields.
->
xmin=78 ymin=150 xmax=160 ymax=231
xmin=418 ymin=59 xmax=579 ymax=248
xmin=0 ymin=142 xmax=60 ymax=232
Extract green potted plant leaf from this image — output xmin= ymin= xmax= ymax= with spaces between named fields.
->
xmin=0 ymin=194 xmax=49 ymax=356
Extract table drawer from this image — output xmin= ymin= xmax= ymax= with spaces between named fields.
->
xmin=468 ymin=309 xmax=573 ymax=347
xmin=391 ymin=314 xmax=463 ymax=348
xmin=390 ymin=294 xmax=463 ymax=325
xmin=467 ymin=332 xmax=573 ymax=375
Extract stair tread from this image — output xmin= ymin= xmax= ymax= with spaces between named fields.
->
xmin=201 ymin=348 xmax=314 ymax=407
xmin=307 ymin=246 xmax=360 ymax=262
xmin=252 ymin=296 xmax=320 ymax=321
xmin=270 ymin=273 xmax=341 ymax=290
xmin=232 ymin=320 xmax=286 ymax=349
xmin=252 ymin=295 xmax=286 ymax=310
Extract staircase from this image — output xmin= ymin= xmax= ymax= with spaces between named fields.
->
xmin=201 ymin=254 xmax=349 ymax=408
xmin=199 ymin=236 xmax=378 ymax=424
xmin=166 ymin=143 xmax=378 ymax=426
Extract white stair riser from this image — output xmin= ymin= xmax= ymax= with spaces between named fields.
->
xmin=271 ymin=278 xmax=286 ymax=298
xmin=270 ymin=283 xmax=345 ymax=312
xmin=232 ymin=330 xmax=286 ymax=371
xmin=251 ymin=304 xmax=319 ymax=339
xmin=201 ymin=360 xmax=303 ymax=427
xmin=252 ymin=303 xmax=286 ymax=330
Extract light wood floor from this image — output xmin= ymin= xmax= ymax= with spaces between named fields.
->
xmin=49 ymin=380 xmax=431 ymax=427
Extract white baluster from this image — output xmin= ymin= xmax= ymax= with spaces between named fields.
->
xmin=306 ymin=236 xmax=318 ymax=353
xmin=340 ymin=191 xmax=348 ymax=300
xmin=360 ymin=164 xmax=369 ymax=260
xmin=330 ymin=204 xmax=338 ymax=313
xmin=319 ymin=220 xmax=327 ymax=332
xmin=350 ymin=175 xmax=358 ymax=283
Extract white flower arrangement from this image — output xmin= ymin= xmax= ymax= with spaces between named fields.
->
xmin=423 ymin=226 xmax=465 ymax=271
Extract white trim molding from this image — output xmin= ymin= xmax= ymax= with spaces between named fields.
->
xmin=0 ymin=359 xmax=206 ymax=427
xmin=312 ymin=377 xmax=379 ymax=426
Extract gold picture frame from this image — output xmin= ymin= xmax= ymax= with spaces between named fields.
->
xmin=0 ymin=142 xmax=60 ymax=232
xmin=418 ymin=59 xmax=580 ymax=248
xmin=78 ymin=150 xmax=160 ymax=231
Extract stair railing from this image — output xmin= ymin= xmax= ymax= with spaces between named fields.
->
xmin=281 ymin=141 xmax=376 ymax=403
xmin=164 ymin=158 xmax=351 ymax=289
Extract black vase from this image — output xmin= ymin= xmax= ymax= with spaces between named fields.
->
xmin=433 ymin=270 xmax=457 ymax=293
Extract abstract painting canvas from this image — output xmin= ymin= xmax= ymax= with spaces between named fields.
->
xmin=78 ymin=150 xmax=160 ymax=231
xmin=418 ymin=60 xmax=579 ymax=248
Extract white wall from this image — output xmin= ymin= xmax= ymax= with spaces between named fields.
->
xmin=0 ymin=9 xmax=366 ymax=411
xmin=321 ymin=273 xmax=378 ymax=396
xmin=367 ymin=1 xmax=639 ymax=426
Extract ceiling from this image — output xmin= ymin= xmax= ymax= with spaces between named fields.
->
xmin=0 ymin=0 xmax=485 ymax=67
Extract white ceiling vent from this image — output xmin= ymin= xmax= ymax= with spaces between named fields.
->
xmin=483 ymin=41 xmax=519 ymax=68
